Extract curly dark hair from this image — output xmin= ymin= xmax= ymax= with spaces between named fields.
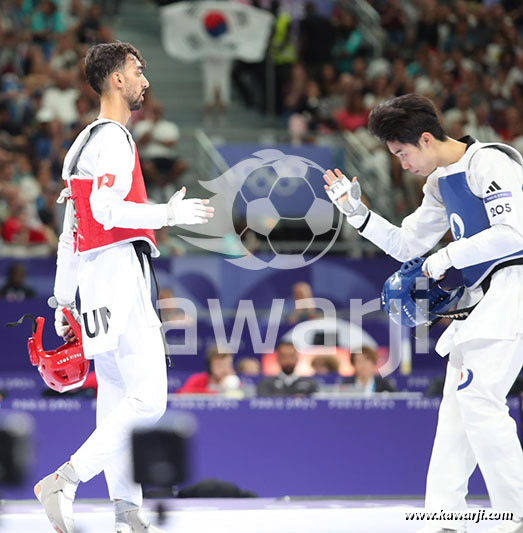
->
xmin=84 ymin=41 xmax=146 ymax=95
xmin=368 ymin=94 xmax=447 ymax=145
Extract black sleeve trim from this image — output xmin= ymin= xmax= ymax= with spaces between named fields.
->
xmin=357 ymin=211 xmax=371 ymax=233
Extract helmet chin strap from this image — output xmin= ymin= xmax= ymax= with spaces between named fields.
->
xmin=5 ymin=313 xmax=37 ymax=333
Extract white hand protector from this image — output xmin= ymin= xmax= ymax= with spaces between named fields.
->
xmin=54 ymin=302 xmax=81 ymax=340
xmin=325 ymin=172 xmax=369 ymax=228
xmin=422 ymin=248 xmax=453 ymax=280
xmin=165 ymin=187 xmax=213 ymax=226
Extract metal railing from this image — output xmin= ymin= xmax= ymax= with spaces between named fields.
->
xmin=341 ymin=131 xmax=398 ymax=224
xmin=341 ymin=0 xmax=385 ymax=57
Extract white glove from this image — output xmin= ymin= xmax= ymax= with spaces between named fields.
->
xmin=422 ymin=248 xmax=452 ymax=280
xmin=165 ymin=187 xmax=213 ymax=226
xmin=54 ymin=301 xmax=81 ymax=341
xmin=324 ymin=169 xmax=369 ymax=228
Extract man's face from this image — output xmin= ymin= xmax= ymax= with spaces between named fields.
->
xmin=122 ymin=54 xmax=149 ymax=111
xmin=210 ymin=355 xmax=233 ymax=381
xmin=293 ymin=282 xmax=312 ymax=300
xmin=387 ymin=135 xmax=437 ymax=177
xmin=352 ymin=353 xmax=375 ymax=381
xmin=277 ymin=344 xmax=298 ymax=375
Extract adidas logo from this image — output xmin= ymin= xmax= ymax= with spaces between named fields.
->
xmin=486 ymin=181 xmax=501 ymax=194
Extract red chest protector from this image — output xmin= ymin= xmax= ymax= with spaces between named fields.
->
xmin=64 ymin=120 xmax=158 ymax=256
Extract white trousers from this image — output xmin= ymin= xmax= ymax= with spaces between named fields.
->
xmin=70 ymin=310 xmax=167 ymax=506
xmin=425 ymin=335 xmax=523 ymax=525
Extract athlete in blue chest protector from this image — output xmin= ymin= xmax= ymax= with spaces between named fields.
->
xmin=324 ymin=94 xmax=523 ymax=533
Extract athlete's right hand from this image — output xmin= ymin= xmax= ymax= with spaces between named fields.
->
xmin=165 ymin=187 xmax=214 ymax=226
xmin=323 ymin=168 xmax=368 ymax=229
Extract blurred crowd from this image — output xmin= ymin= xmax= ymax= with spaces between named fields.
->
xmin=0 ymin=0 xmax=522 ymax=256
xmin=269 ymin=0 xmax=523 ymax=215
xmin=0 ymin=0 xmax=112 ymax=255
xmin=0 ymin=0 xmax=186 ymax=257
xmin=233 ymin=0 xmax=522 ymax=217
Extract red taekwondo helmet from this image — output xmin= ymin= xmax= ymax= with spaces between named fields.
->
xmin=6 ymin=310 xmax=89 ymax=393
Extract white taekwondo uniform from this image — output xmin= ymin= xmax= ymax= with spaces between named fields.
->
xmin=54 ymin=118 xmax=169 ymax=506
xmin=359 ymin=137 xmax=523 ymax=527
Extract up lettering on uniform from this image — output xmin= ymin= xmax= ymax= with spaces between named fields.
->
xmin=83 ymin=307 xmax=112 ymax=338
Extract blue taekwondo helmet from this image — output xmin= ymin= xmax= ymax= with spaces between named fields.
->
xmin=381 ymin=257 xmax=465 ymax=327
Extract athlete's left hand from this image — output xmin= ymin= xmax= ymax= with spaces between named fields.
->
xmin=423 ymin=248 xmax=452 ymax=280
xmin=166 ymin=187 xmax=214 ymax=226
xmin=323 ymin=168 xmax=369 ymax=229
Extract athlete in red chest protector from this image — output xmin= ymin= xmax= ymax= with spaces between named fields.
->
xmin=34 ymin=42 xmax=214 ymax=533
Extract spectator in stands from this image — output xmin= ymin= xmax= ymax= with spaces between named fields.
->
xmin=319 ymin=62 xmax=340 ymax=98
xmin=443 ymin=18 xmax=478 ymax=56
xmin=200 ymin=6 xmax=235 ymax=125
xmin=351 ymin=56 xmax=368 ymax=91
xmin=0 ymin=0 xmax=521 ymax=261
xmin=37 ymin=181 xmax=61 ymax=235
xmin=271 ymin=4 xmax=297 ymax=114
xmin=40 ymin=69 xmax=80 ymax=126
xmin=288 ymin=80 xmax=337 ymax=136
xmin=30 ymin=0 xmax=65 ymax=57
xmin=177 ymin=346 xmax=237 ymax=394
xmin=499 ymin=106 xmax=523 ymax=146
xmin=49 ymin=31 xmax=80 ymax=72
xmin=415 ymin=0 xmax=439 ymax=49
xmin=331 ymin=10 xmax=363 ymax=74
xmin=311 ymin=355 xmax=339 ymax=376
xmin=285 ymin=281 xmax=320 ymax=324
xmin=298 ymin=2 xmax=333 ymax=79
xmin=341 ymin=346 xmax=396 ymax=394
xmin=335 ymin=88 xmax=368 ymax=132
xmin=379 ymin=0 xmax=407 ymax=49
xmin=364 ymin=74 xmax=394 ymax=110
xmin=389 ymin=57 xmax=414 ymax=97
xmin=13 ymin=153 xmax=38 ymax=200
xmin=70 ymin=94 xmax=98 ymax=137
xmin=134 ymin=101 xmax=187 ymax=201
xmin=288 ymin=113 xmax=310 ymax=146
xmin=257 ymin=341 xmax=319 ymax=397
xmin=444 ymin=89 xmax=476 ymax=131
xmin=0 ymin=99 xmax=22 ymax=138
xmin=31 ymin=115 xmax=67 ymax=177
xmin=76 ymin=4 xmax=112 ymax=44
xmin=236 ymin=357 xmax=261 ymax=376
xmin=283 ymin=62 xmax=308 ymax=115
xmin=464 ymin=102 xmax=501 ymax=143
xmin=158 ymin=287 xmax=194 ymax=325
xmin=0 ymin=262 xmax=36 ymax=301
xmin=2 ymin=197 xmax=52 ymax=246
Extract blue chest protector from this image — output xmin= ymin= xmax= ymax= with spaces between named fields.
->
xmin=438 ymin=143 xmax=523 ymax=289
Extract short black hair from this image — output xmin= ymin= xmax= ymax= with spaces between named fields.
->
xmin=368 ymin=94 xmax=447 ymax=145
xmin=85 ymin=41 xmax=145 ymax=95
